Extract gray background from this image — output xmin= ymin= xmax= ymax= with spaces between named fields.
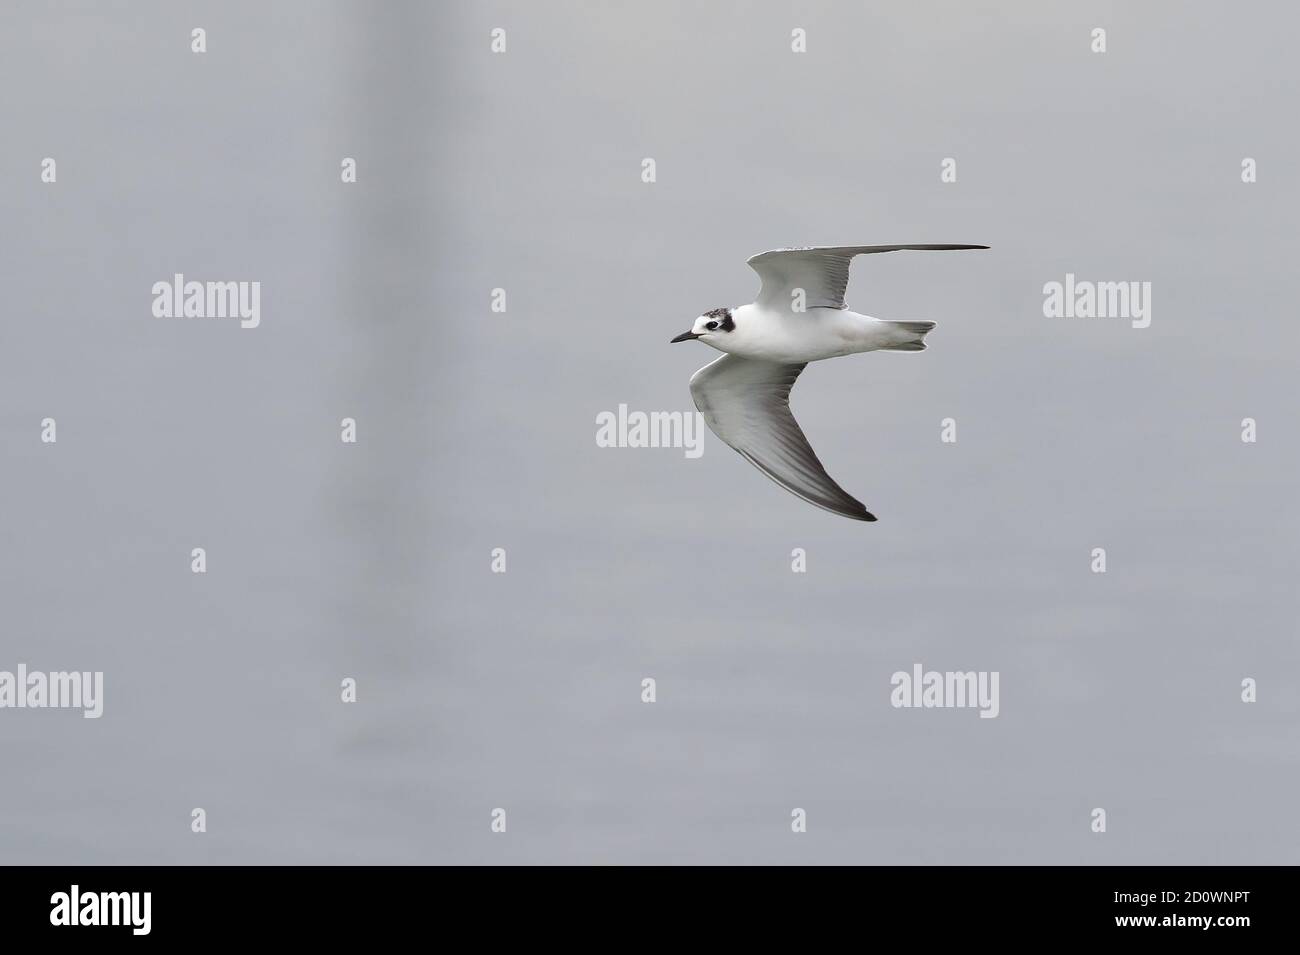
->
xmin=2 ymin=0 xmax=1296 ymax=864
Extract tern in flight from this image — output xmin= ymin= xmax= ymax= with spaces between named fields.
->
xmin=671 ymin=244 xmax=987 ymax=521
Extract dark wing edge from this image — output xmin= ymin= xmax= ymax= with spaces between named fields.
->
xmin=689 ymin=355 xmax=876 ymax=522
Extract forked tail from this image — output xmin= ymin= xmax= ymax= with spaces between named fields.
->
xmin=879 ymin=320 xmax=936 ymax=352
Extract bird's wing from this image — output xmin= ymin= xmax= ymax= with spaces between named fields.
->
xmin=747 ymin=244 xmax=988 ymax=311
xmin=689 ymin=354 xmax=875 ymax=521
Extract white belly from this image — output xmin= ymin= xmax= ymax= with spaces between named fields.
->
xmin=709 ymin=306 xmax=894 ymax=363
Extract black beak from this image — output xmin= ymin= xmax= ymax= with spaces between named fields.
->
xmin=670 ymin=331 xmax=700 ymax=343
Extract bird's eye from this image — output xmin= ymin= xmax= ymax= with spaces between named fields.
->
xmin=705 ymin=321 xmax=718 ymax=330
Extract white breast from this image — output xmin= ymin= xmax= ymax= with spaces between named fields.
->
xmin=709 ymin=305 xmax=881 ymax=363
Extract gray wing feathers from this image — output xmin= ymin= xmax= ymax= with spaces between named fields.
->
xmin=747 ymin=244 xmax=988 ymax=311
xmin=689 ymin=354 xmax=875 ymax=521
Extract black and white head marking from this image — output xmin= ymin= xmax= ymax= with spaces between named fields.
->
xmin=703 ymin=307 xmax=735 ymax=332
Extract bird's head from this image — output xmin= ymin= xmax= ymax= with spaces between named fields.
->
xmin=671 ymin=307 xmax=734 ymax=344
